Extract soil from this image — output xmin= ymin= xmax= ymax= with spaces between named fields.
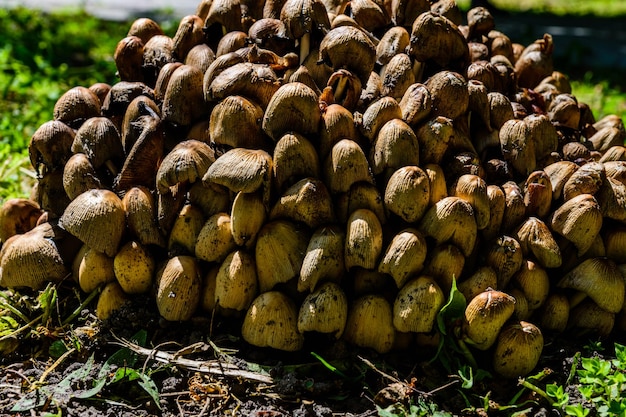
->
xmin=0 ymin=281 xmax=618 ymax=417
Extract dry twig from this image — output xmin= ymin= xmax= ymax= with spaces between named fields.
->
xmin=111 ymin=334 xmax=273 ymax=385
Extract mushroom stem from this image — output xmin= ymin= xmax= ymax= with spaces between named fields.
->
xmin=105 ymin=159 xmax=119 ymax=177
xmin=412 ymin=59 xmax=424 ymax=82
xmin=299 ymin=32 xmax=310 ymax=65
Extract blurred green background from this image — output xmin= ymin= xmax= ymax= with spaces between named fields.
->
xmin=0 ymin=2 xmax=625 ymax=202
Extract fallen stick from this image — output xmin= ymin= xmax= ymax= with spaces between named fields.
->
xmin=112 ymin=335 xmax=274 ymax=385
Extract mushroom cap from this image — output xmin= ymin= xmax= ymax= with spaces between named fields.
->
xmin=557 ymin=257 xmax=625 ymax=313
xmin=59 ymin=189 xmax=126 ymax=257
xmin=297 ymin=282 xmax=348 ymax=338
xmin=0 ymin=223 xmax=69 ymax=290
xmin=242 ymin=291 xmax=304 ymax=351
xmin=156 ymin=140 xmax=216 ymax=194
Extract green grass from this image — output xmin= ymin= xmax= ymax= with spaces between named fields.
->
xmin=456 ymin=0 xmax=626 ymax=16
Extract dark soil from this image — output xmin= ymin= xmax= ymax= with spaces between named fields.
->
xmin=1 ymin=282 xmax=619 ymax=417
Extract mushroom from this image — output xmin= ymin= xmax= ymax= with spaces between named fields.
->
xmin=280 ymin=0 xmax=330 ymax=64
xmin=53 ymin=86 xmax=101 ymax=129
xmin=156 ymin=140 xmax=216 ymax=195
xmin=156 ymin=256 xmax=202 ymax=322
xmin=492 ymin=321 xmax=544 ymax=378
xmin=378 ymin=228 xmax=428 ymax=289
xmin=242 ymin=291 xmax=304 ymax=351
xmin=230 ymin=190 xmax=267 ymax=248
xmin=96 ymin=281 xmax=130 ymax=321
xmin=383 ymin=166 xmax=430 ymax=224
xmin=214 ymin=250 xmax=258 ymax=314
xmin=195 ymin=212 xmax=237 ymax=263
xmin=344 ymin=208 xmax=383 ymax=271
xmin=512 ymin=217 xmax=562 ymax=269
xmin=168 ymin=204 xmax=206 ymax=256
xmin=393 ymin=276 xmax=445 ymax=333
xmin=29 ymin=120 xmax=75 ymax=176
xmin=0 ymin=222 xmax=69 ymax=290
xmin=172 ymin=15 xmax=205 ymax=62
xmin=269 ymin=177 xmax=335 ymax=229
xmin=463 ymin=289 xmax=516 ymax=351
xmin=71 ymin=116 xmax=125 ymax=178
xmin=418 ymin=196 xmax=477 ymax=258
xmin=299 ymin=224 xmax=345 ymax=293
xmin=262 ymin=81 xmax=321 ymax=141
xmin=59 ymin=189 xmax=126 ymax=257
xmin=255 ymin=219 xmax=309 ymax=292
xmin=121 ymin=186 xmax=166 ymax=247
xmin=0 ymin=198 xmax=43 ymax=244
xmin=72 ymin=244 xmax=115 ymax=293
xmin=297 ymin=282 xmax=348 ymax=338
xmin=343 ymin=294 xmax=395 ymax=354
xmin=114 ymin=240 xmax=155 ymax=294
xmin=557 ymin=257 xmax=625 ymax=314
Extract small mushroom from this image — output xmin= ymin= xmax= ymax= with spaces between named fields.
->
xmin=463 ymin=289 xmax=516 ymax=351
xmin=557 ymin=257 xmax=625 ymax=314
xmin=156 ymin=255 xmax=202 ymax=321
xmin=378 ymin=228 xmax=428 ymax=289
xmin=393 ymin=276 xmax=445 ymax=333
xmin=0 ymin=198 xmax=43 ymax=244
xmin=297 ymin=282 xmax=348 ymax=338
xmin=299 ymin=224 xmax=345 ymax=292
xmin=53 ymin=86 xmax=101 ymax=129
xmin=343 ymin=294 xmax=395 ymax=354
xmin=242 ymin=291 xmax=304 ymax=351
xmin=156 ymin=140 xmax=216 ymax=194
xmin=114 ymin=240 xmax=155 ymax=294
xmin=214 ymin=249 xmax=258 ymax=313
xmin=29 ymin=120 xmax=75 ymax=176
xmin=255 ymin=219 xmax=309 ymax=292
xmin=492 ymin=321 xmax=543 ymax=378
xmin=71 ymin=116 xmax=125 ymax=178
xmin=0 ymin=222 xmax=69 ymax=290
xmin=59 ymin=189 xmax=126 ymax=257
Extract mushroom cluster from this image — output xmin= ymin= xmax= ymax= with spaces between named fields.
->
xmin=1 ymin=0 xmax=626 ymax=379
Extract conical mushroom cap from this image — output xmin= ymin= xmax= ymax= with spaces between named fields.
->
xmin=378 ymin=228 xmax=428 ymax=288
xmin=297 ymin=282 xmax=348 ymax=338
xmin=59 ymin=189 xmax=126 ymax=257
xmin=262 ymin=82 xmax=321 ymax=141
xmin=242 ymin=291 xmax=304 ymax=351
xmin=270 ymin=177 xmax=335 ymax=229
xmin=0 ymin=223 xmax=69 ymax=290
xmin=418 ymin=196 xmax=477 ymax=257
xmin=557 ymin=257 xmax=625 ymax=314
xmin=463 ymin=289 xmax=516 ymax=350
xmin=549 ymin=193 xmax=603 ymax=256
xmin=157 ymin=140 xmax=216 ymax=194
xmin=393 ymin=276 xmax=445 ymax=333
xmin=203 ymin=147 xmax=273 ymax=194
xmin=343 ymin=294 xmax=395 ymax=354
xmin=299 ymin=225 xmax=345 ymax=292
xmin=156 ymin=255 xmax=202 ymax=321
xmin=493 ymin=321 xmax=544 ymax=378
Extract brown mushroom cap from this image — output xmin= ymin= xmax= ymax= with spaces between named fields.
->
xmin=59 ymin=189 xmax=126 ymax=257
xmin=0 ymin=222 xmax=69 ymax=290
xmin=557 ymin=257 xmax=625 ymax=314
